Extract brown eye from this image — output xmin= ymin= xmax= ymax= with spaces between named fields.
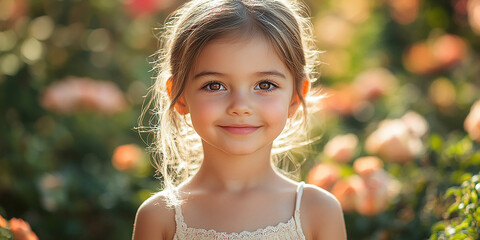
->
xmin=202 ymin=81 xmax=225 ymax=91
xmin=255 ymin=81 xmax=277 ymax=91
xmin=259 ymin=82 xmax=270 ymax=90
xmin=210 ymin=83 xmax=221 ymax=90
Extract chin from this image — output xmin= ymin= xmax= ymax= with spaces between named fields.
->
xmin=219 ymin=143 xmax=271 ymax=157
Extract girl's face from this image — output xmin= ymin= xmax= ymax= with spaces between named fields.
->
xmin=178 ymin=34 xmax=300 ymax=156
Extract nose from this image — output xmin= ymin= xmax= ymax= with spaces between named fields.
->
xmin=227 ymin=91 xmax=252 ymax=116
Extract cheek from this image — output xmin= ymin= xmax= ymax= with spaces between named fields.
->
xmin=188 ymin=97 xmax=222 ymax=126
xmin=259 ymin=97 xmax=290 ymax=124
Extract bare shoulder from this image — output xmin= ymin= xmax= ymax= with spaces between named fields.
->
xmin=300 ymin=184 xmax=347 ymax=240
xmin=132 ymin=190 xmax=176 ymax=240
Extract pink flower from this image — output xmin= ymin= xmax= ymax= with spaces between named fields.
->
xmin=353 ymin=68 xmax=398 ymax=101
xmin=124 ymin=0 xmax=174 ymax=18
xmin=41 ymin=76 xmax=127 ymax=115
xmin=324 ymin=134 xmax=358 ymax=163
xmin=464 ymin=100 xmax=480 ymax=142
xmin=306 ymin=163 xmax=341 ymax=191
xmin=365 ymin=118 xmax=424 ymax=163
xmin=112 ymin=144 xmax=143 ymax=171
xmin=9 ymin=218 xmax=39 ymax=240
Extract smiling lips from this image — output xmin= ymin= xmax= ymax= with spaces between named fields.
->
xmin=219 ymin=125 xmax=261 ymax=134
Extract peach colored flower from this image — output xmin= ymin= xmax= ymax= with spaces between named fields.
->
xmin=353 ymin=68 xmax=398 ymax=101
xmin=387 ymin=0 xmax=421 ymax=24
xmin=324 ymin=134 xmax=358 ymax=163
xmin=403 ymin=42 xmax=437 ymax=75
xmin=468 ymin=0 xmax=480 ymax=34
xmin=321 ymin=84 xmax=364 ymax=116
xmin=0 ymin=215 xmax=7 ymax=228
xmin=112 ymin=144 xmax=143 ymax=171
xmin=464 ymin=100 xmax=480 ymax=142
xmin=401 ymin=111 xmax=429 ymax=137
xmin=355 ymin=170 xmax=400 ymax=216
xmin=306 ymin=163 xmax=341 ymax=191
xmin=403 ymin=34 xmax=466 ymax=75
xmin=9 ymin=218 xmax=39 ymax=240
xmin=365 ymin=119 xmax=423 ymax=163
xmin=353 ymin=156 xmax=384 ymax=177
xmin=432 ymin=34 xmax=466 ymax=68
xmin=41 ymin=76 xmax=127 ymax=115
xmin=331 ymin=175 xmax=366 ymax=212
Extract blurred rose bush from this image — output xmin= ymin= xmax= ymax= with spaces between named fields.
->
xmin=308 ymin=155 xmax=400 ymax=216
xmin=41 ymin=76 xmax=128 ymax=115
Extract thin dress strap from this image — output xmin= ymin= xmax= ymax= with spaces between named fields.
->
xmin=173 ymin=204 xmax=184 ymax=234
xmin=294 ymin=181 xmax=306 ymax=239
xmin=295 ymin=181 xmax=305 ymax=211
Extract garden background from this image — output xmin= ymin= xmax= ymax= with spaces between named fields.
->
xmin=1 ymin=0 xmax=480 ymax=239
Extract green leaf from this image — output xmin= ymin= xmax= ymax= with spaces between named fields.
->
xmin=431 ymin=222 xmax=446 ymax=232
xmin=448 ymin=202 xmax=460 ymax=214
xmin=429 ymin=134 xmax=444 ymax=152
xmin=470 ymin=191 xmax=478 ymax=204
xmin=451 ymin=233 xmax=468 ymax=239
xmin=446 ymin=187 xmax=460 ymax=198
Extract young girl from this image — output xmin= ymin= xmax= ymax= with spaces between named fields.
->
xmin=133 ymin=0 xmax=347 ymax=239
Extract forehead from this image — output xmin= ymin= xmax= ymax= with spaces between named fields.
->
xmin=191 ymin=33 xmax=292 ymax=79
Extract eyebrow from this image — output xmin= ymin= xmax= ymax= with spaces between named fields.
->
xmin=193 ymin=70 xmax=287 ymax=80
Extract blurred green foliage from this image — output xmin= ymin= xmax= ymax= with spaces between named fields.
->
xmin=430 ymin=173 xmax=480 ymax=240
xmin=1 ymin=0 xmax=480 ymax=239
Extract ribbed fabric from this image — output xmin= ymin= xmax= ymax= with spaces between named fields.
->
xmin=173 ymin=182 xmax=306 ymax=240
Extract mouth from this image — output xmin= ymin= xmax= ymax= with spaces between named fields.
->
xmin=219 ymin=125 xmax=261 ymax=135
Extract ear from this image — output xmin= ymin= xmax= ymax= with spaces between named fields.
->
xmin=288 ymin=78 xmax=309 ymax=117
xmin=166 ymin=78 xmax=189 ymax=115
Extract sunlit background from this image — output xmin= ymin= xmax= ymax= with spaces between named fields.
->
xmin=1 ymin=0 xmax=480 ymax=239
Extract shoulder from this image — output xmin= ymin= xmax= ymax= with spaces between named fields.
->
xmin=132 ymin=190 xmax=176 ymax=240
xmin=300 ymin=183 xmax=347 ymax=240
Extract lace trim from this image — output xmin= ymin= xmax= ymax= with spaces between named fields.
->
xmin=173 ymin=182 xmax=306 ymax=239
xmin=174 ymin=209 xmax=305 ymax=239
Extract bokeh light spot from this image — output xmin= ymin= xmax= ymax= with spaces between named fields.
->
xmin=30 ymin=15 xmax=55 ymax=41
xmin=87 ymin=28 xmax=110 ymax=52
xmin=1 ymin=54 xmax=21 ymax=76
xmin=0 ymin=30 xmax=17 ymax=52
xmin=21 ymin=38 xmax=44 ymax=62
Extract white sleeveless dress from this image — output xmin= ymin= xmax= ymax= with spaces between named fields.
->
xmin=173 ymin=182 xmax=306 ymax=240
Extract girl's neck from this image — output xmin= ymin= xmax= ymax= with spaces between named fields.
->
xmin=189 ymin=142 xmax=279 ymax=193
